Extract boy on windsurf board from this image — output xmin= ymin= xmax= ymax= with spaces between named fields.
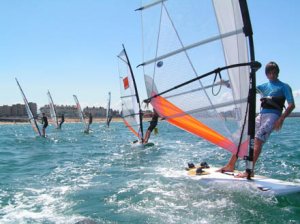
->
xmin=218 ymin=62 xmax=295 ymax=178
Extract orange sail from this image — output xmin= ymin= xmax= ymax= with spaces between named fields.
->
xmin=152 ymin=94 xmax=248 ymax=156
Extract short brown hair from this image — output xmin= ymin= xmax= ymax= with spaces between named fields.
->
xmin=265 ymin=61 xmax=280 ymax=75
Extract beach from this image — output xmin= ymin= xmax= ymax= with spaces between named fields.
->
xmin=0 ymin=117 xmax=124 ymax=125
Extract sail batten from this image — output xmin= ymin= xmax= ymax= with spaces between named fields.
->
xmin=139 ymin=29 xmax=244 ymax=67
xmin=120 ymin=94 xmax=137 ymax=99
xmin=135 ymin=0 xmax=167 ymax=11
xmin=162 ymin=97 xmax=248 ymax=120
xmin=144 ymin=61 xmax=255 ymax=104
xmin=123 ymin=113 xmax=141 ymax=118
xmin=139 ymin=0 xmax=260 ymax=158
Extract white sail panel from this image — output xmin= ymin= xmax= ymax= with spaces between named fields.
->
xmin=139 ymin=0 xmax=254 ymax=157
xmin=47 ymin=90 xmax=59 ymax=128
xmin=15 ymin=78 xmax=41 ymax=136
xmin=118 ymin=48 xmax=143 ymax=141
xmin=73 ymin=95 xmax=88 ymax=131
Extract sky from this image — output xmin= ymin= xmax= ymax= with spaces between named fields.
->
xmin=0 ymin=0 xmax=299 ymax=111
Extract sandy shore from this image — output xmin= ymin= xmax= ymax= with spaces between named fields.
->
xmin=63 ymin=118 xmax=123 ymax=123
xmin=0 ymin=117 xmax=124 ymax=125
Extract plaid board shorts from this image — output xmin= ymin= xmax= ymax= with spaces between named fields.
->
xmin=255 ymin=113 xmax=279 ymax=142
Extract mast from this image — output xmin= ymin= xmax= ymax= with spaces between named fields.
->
xmin=15 ymin=78 xmax=42 ymax=136
xmin=239 ymin=0 xmax=259 ymax=179
xmin=122 ymin=44 xmax=144 ymax=141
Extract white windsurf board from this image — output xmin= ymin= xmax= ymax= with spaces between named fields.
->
xmin=186 ymin=166 xmax=300 ymax=196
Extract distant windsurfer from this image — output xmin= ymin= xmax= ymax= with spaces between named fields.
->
xmin=143 ymin=109 xmax=159 ymax=144
xmin=89 ymin=113 xmax=92 ymax=125
xmin=41 ymin=113 xmax=48 ymax=137
xmin=107 ymin=114 xmax=113 ymax=127
xmin=85 ymin=113 xmax=93 ymax=133
xmin=218 ymin=62 xmax=295 ymax=177
xmin=59 ymin=114 xmax=65 ymax=129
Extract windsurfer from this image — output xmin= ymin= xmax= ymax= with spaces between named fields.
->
xmin=41 ymin=113 xmax=48 ymax=137
xmin=107 ymin=114 xmax=113 ymax=127
xmin=143 ymin=109 xmax=159 ymax=143
xmin=85 ymin=113 xmax=93 ymax=133
xmin=59 ymin=114 xmax=65 ymax=129
xmin=218 ymin=62 xmax=295 ymax=177
xmin=88 ymin=113 xmax=93 ymax=125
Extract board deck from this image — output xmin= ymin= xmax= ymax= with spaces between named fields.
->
xmin=186 ymin=165 xmax=300 ymax=196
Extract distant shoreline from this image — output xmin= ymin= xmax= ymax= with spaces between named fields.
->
xmin=0 ymin=115 xmax=298 ymax=125
xmin=0 ymin=117 xmax=124 ymax=125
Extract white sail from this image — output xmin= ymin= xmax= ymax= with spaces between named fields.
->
xmin=15 ymin=78 xmax=41 ymax=136
xmin=47 ymin=90 xmax=59 ymax=128
xmin=138 ymin=0 xmax=260 ymax=158
xmin=73 ymin=95 xmax=88 ymax=131
xmin=118 ymin=45 xmax=144 ymax=141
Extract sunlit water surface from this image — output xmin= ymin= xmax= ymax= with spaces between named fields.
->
xmin=0 ymin=118 xmax=300 ymax=223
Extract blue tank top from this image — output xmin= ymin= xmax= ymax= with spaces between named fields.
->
xmin=257 ymin=79 xmax=294 ymax=116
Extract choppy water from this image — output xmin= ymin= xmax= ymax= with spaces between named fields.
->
xmin=0 ymin=118 xmax=300 ymax=224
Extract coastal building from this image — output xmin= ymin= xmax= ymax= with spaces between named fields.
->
xmin=1 ymin=102 xmax=126 ymax=120
xmin=11 ymin=104 xmax=25 ymax=116
xmin=0 ymin=105 xmax=11 ymax=117
xmin=39 ymin=105 xmax=120 ymax=118
xmin=40 ymin=105 xmax=78 ymax=118
xmin=28 ymin=102 xmax=38 ymax=117
xmin=5 ymin=103 xmax=37 ymax=117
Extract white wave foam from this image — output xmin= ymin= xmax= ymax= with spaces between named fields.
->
xmin=0 ymin=187 xmax=83 ymax=224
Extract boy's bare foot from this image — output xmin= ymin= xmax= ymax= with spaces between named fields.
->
xmin=216 ymin=166 xmax=234 ymax=173
xmin=234 ymin=172 xmax=254 ymax=178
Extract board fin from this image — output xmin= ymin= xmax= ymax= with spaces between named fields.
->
xmin=186 ymin=162 xmax=210 ymax=171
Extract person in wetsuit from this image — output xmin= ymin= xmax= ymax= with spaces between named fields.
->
xmin=143 ymin=109 xmax=159 ymax=144
xmin=59 ymin=114 xmax=65 ymax=129
xmin=107 ymin=114 xmax=113 ymax=127
xmin=88 ymin=113 xmax=93 ymax=125
xmin=85 ymin=113 xmax=93 ymax=133
xmin=41 ymin=113 xmax=48 ymax=137
xmin=218 ymin=61 xmax=295 ymax=177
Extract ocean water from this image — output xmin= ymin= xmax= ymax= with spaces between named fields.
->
xmin=0 ymin=118 xmax=300 ymax=224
